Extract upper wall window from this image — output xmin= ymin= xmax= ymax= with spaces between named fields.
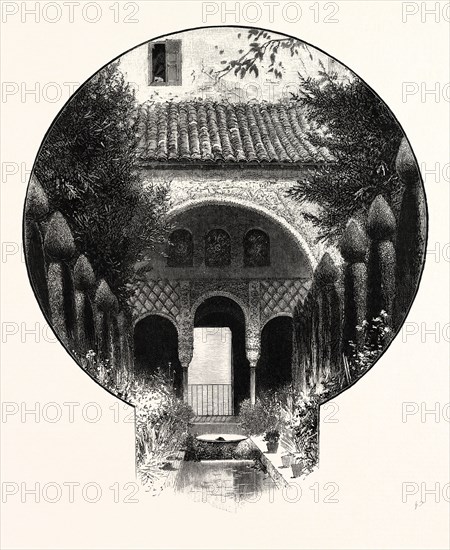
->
xmin=167 ymin=229 xmax=193 ymax=267
xmin=205 ymin=229 xmax=231 ymax=267
xmin=244 ymin=229 xmax=270 ymax=267
xmin=148 ymin=40 xmax=182 ymax=86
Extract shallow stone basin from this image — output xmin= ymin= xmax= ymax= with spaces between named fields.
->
xmin=196 ymin=433 xmax=248 ymax=443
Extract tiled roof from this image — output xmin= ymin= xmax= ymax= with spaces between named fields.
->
xmin=136 ymin=101 xmax=333 ymax=165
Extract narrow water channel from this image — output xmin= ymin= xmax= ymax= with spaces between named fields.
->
xmin=175 ymin=459 xmax=278 ymax=512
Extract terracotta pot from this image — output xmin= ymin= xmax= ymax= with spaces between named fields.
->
xmin=266 ymin=440 xmax=279 ymax=453
xmin=291 ymin=462 xmax=303 ymax=478
xmin=281 ymin=454 xmax=294 ymax=468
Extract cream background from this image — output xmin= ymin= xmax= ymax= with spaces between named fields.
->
xmin=1 ymin=1 xmax=449 ymax=549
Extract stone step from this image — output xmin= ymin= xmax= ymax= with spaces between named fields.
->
xmin=192 ymin=415 xmax=238 ymax=423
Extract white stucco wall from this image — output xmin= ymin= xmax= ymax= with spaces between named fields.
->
xmin=119 ymin=27 xmax=351 ymax=104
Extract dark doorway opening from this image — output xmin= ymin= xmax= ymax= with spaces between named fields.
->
xmin=152 ymin=43 xmax=166 ymax=82
xmin=194 ymin=296 xmax=249 ymax=413
xmin=257 ymin=316 xmax=293 ymax=394
xmin=133 ymin=315 xmax=182 ymax=396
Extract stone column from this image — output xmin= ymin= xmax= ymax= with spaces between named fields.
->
xmin=181 ymin=367 xmax=189 ymax=403
xmin=246 ymin=337 xmax=261 ymax=406
xmin=247 ymin=350 xmax=259 ymax=406
xmin=247 ymin=281 xmax=261 ymax=406
xmin=178 ymin=281 xmax=193 ymax=402
xmin=178 ymin=330 xmax=193 ymax=402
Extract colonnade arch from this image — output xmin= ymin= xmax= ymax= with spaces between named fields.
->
xmin=130 ymin=197 xmax=314 ymax=409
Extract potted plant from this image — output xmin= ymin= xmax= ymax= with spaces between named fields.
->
xmin=237 ymin=391 xmax=284 ymax=453
xmin=260 ymin=391 xmax=284 ymax=453
xmin=237 ymin=398 xmax=267 ymax=437
xmin=281 ymin=452 xmax=295 ymax=468
xmin=288 ymin=384 xmax=322 ymax=478
xmin=291 ymin=457 xmax=304 ymax=478
xmin=263 ymin=429 xmax=280 ymax=453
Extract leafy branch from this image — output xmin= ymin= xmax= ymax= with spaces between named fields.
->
xmin=213 ymin=28 xmax=309 ymax=80
xmin=287 ymin=65 xmax=404 ymax=242
xmin=34 ymin=62 xmax=169 ymax=306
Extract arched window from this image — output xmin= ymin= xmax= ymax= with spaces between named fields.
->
xmin=244 ymin=229 xmax=270 ymax=267
xmin=205 ymin=229 xmax=231 ymax=267
xmin=167 ymin=229 xmax=193 ymax=267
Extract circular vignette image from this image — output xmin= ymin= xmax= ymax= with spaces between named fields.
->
xmin=23 ymin=26 xmax=427 ymax=503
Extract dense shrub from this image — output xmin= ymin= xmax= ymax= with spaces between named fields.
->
xmin=79 ymin=352 xmax=193 ymax=491
xmin=184 ymin=436 xmax=260 ymax=462
xmin=281 ymin=378 xmax=343 ymax=473
xmin=237 ymin=391 xmax=283 ymax=436
xmin=288 ymin=72 xmax=404 ymax=242
xmin=394 ymin=139 xmax=427 ymax=327
xmin=34 ymin=62 xmax=168 ymax=306
xmin=346 ymin=310 xmax=393 ymax=379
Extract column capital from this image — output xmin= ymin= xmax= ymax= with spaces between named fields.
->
xmin=246 ymin=348 xmax=260 ymax=368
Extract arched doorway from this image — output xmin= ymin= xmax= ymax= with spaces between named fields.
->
xmin=257 ymin=316 xmax=293 ymax=393
xmin=133 ymin=315 xmax=182 ymax=396
xmin=191 ymin=296 xmax=249 ymax=415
